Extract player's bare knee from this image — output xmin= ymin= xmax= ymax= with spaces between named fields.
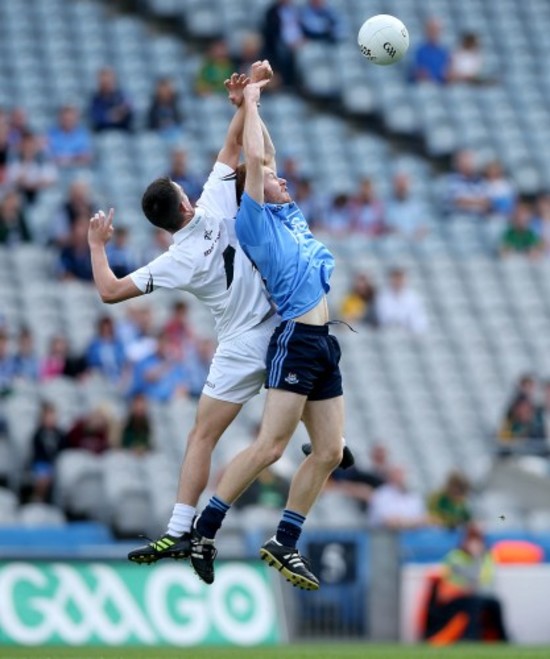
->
xmin=311 ymin=444 xmax=343 ymax=470
xmin=187 ymin=425 xmax=219 ymax=452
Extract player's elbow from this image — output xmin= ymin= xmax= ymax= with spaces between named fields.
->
xmin=99 ymin=287 xmax=121 ymax=304
xmin=100 ymin=292 xmax=117 ymax=304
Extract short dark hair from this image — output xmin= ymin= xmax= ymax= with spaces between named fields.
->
xmin=235 ymin=163 xmax=246 ymax=206
xmin=141 ymin=177 xmax=183 ymax=233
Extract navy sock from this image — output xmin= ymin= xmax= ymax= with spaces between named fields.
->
xmin=196 ymin=496 xmax=230 ymax=540
xmin=276 ymin=509 xmax=306 ymax=549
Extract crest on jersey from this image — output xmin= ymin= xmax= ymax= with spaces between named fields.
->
xmin=204 ymin=229 xmax=213 ymax=240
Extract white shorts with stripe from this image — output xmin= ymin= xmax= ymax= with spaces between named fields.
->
xmin=202 ymin=313 xmax=280 ymax=405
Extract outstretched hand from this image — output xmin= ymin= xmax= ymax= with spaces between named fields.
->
xmin=224 ymin=73 xmax=250 ymax=107
xmin=88 ymin=208 xmax=115 ymax=247
xmin=250 ymin=59 xmax=273 ymax=84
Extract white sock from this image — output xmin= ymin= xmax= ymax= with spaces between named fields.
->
xmin=167 ymin=503 xmax=196 ymax=537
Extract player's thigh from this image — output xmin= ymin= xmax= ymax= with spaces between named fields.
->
xmin=257 ymin=388 xmax=307 ymax=448
xmin=302 ymin=395 xmax=345 ymax=452
xmin=192 ymin=393 xmax=242 ymax=443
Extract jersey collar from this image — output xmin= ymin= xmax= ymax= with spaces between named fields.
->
xmin=172 ymin=208 xmax=206 ymax=243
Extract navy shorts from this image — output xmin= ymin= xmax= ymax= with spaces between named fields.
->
xmin=265 ymin=321 xmax=343 ymax=400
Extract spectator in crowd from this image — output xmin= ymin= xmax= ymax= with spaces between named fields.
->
xmin=147 ymin=77 xmax=183 ymax=139
xmin=299 ymin=0 xmax=345 ymax=43
xmin=376 ymin=267 xmax=429 ymax=334
xmin=0 ymin=329 xmax=14 ymax=397
xmin=195 ymin=40 xmax=235 ymax=96
xmin=7 ymin=131 xmax=57 ymax=205
xmin=498 ymin=394 xmax=546 ymax=453
xmin=235 ymin=465 xmax=290 ymax=510
xmin=504 ymin=373 xmax=539 ymax=421
xmin=40 ymin=335 xmax=87 ymax=381
xmin=11 ymin=326 xmax=39 ymax=381
xmin=532 ymin=192 xmax=550 ymax=254
xmin=29 ymin=402 xmax=66 ymax=502
xmin=350 ymin=178 xmax=385 ymax=235
xmin=262 ymin=0 xmax=303 ymax=87
xmin=320 ymin=192 xmax=352 ymax=235
xmin=449 ymin=32 xmax=485 ymax=84
xmin=130 ymin=331 xmax=190 ymax=403
xmin=0 ymin=115 xmax=9 ymax=185
xmin=186 ymin=337 xmax=215 ymax=398
xmin=47 ymin=105 xmax=93 ymax=169
xmin=105 ymin=226 xmax=137 ymax=278
xmin=428 ymin=471 xmax=472 ymax=530
xmin=51 ymin=178 xmax=96 ymax=248
xmin=65 ymin=404 xmax=114 ymax=454
xmin=118 ymin=304 xmax=158 ymax=364
xmin=424 ymin=524 xmax=508 ymax=642
xmin=444 ymin=150 xmax=489 ymax=218
xmin=86 ymin=316 xmax=127 ymax=384
xmin=58 ymin=216 xmax=94 ymax=281
xmin=386 ymin=172 xmax=428 ymax=240
xmin=368 ymin=465 xmax=428 ymax=529
xmin=411 ymin=18 xmax=451 ymax=84
xmin=294 ymin=177 xmax=324 ymax=229
xmin=500 ymin=202 xmax=542 ymax=259
xmin=167 ymin=148 xmax=203 ymax=205
xmin=89 ymin=67 xmax=133 ymax=132
xmin=0 ymin=188 xmax=31 ymax=245
xmin=120 ymin=393 xmax=152 ymax=454
xmin=7 ymin=107 xmax=31 ymax=150
xmin=483 ymin=160 xmax=516 ymax=220
xmin=163 ymin=300 xmax=195 ymax=361
xmin=329 ymin=443 xmax=392 ymax=510
xmin=340 ymin=272 xmax=377 ymax=325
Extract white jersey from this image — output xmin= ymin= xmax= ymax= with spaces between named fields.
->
xmin=130 ymin=162 xmax=272 ymax=342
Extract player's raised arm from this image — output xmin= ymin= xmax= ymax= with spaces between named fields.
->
xmin=217 ymin=73 xmax=249 ymax=169
xmin=242 ymin=82 xmax=269 ymax=204
xmin=88 ymin=208 xmax=142 ymax=304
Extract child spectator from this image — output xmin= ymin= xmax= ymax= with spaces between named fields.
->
xmin=7 ymin=131 xmax=57 ymax=205
xmin=29 ymin=402 xmax=66 ymax=502
xmin=58 ymin=216 xmax=93 ymax=281
xmin=500 ymin=202 xmax=542 ymax=259
xmin=428 ymin=471 xmax=472 ymax=529
xmin=121 ymin=393 xmax=152 ymax=454
xmin=0 ymin=188 xmax=31 ymax=245
xmin=483 ymin=160 xmax=516 ymax=220
xmin=340 ymin=272 xmax=377 ymax=324
xmin=195 ymin=40 xmax=234 ymax=96
xmin=11 ymin=326 xmax=39 ymax=381
xmin=449 ymin=33 xmax=485 ymax=84
xmin=147 ymin=77 xmax=183 ymax=139
xmin=86 ymin=316 xmax=127 ymax=383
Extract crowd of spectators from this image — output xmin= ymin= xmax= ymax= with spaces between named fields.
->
xmin=0 ymin=300 xmax=212 ymax=403
xmin=327 ymin=443 xmax=474 ymax=531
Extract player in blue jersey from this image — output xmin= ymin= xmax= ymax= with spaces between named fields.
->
xmin=191 ymin=80 xmax=345 ymax=590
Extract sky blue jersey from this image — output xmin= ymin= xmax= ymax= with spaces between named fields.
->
xmin=235 ymin=192 xmax=334 ymax=321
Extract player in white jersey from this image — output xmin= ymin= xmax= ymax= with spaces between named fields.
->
xmin=87 ymin=65 xmax=279 ymax=563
